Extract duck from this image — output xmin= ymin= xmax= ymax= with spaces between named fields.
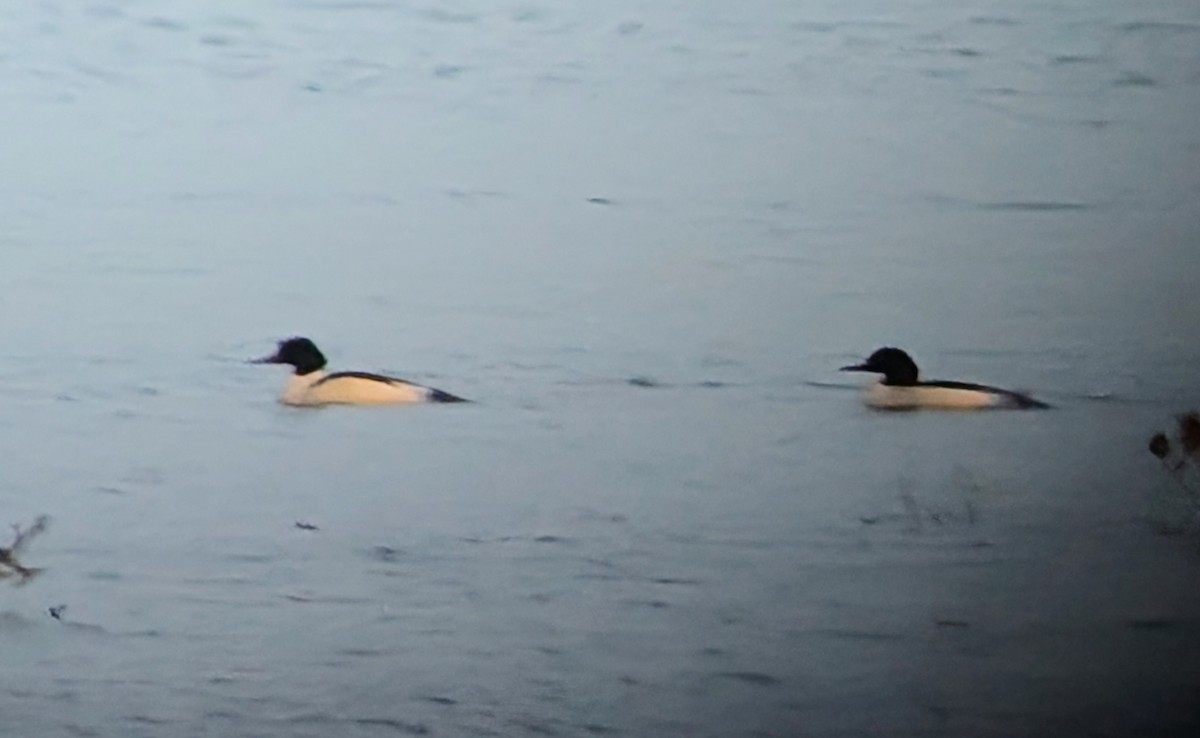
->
xmin=252 ymin=337 xmax=467 ymax=406
xmin=840 ymin=347 xmax=1048 ymax=410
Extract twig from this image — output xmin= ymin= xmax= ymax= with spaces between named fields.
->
xmin=0 ymin=515 xmax=50 ymax=583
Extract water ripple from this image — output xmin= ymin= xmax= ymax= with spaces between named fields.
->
xmin=352 ymin=717 xmax=431 ymax=734
xmin=712 ymin=671 xmax=781 ymax=687
xmin=978 ymin=200 xmax=1092 ymax=212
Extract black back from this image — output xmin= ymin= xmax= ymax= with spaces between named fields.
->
xmin=314 ymin=370 xmax=470 ymax=402
xmin=318 ymin=370 xmax=405 ymax=386
xmin=920 ymin=380 xmax=1050 ymax=409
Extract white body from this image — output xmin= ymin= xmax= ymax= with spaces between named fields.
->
xmin=865 ymin=381 xmax=998 ymax=410
xmin=282 ymin=371 xmax=434 ymax=406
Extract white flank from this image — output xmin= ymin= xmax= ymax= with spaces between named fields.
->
xmin=281 ymin=371 xmax=430 ymax=406
xmin=864 ymin=381 xmax=996 ymax=410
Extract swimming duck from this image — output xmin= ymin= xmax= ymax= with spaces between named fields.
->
xmin=840 ymin=347 xmax=1048 ymax=410
xmin=252 ymin=337 xmax=467 ymax=406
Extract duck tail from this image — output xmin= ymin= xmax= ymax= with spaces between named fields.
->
xmin=429 ymin=388 xmax=469 ymax=403
xmin=1010 ymin=391 xmax=1050 ymax=410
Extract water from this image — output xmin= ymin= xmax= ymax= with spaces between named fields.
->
xmin=2 ymin=1 xmax=1200 ymax=735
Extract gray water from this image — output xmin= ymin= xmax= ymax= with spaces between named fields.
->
xmin=3 ymin=1 xmax=1200 ymax=736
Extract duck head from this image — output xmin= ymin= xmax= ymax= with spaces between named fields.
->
xmin=841 ymin=347 xmax=920 ymax=386
xmin=252 ymin=337 xmax=328 ymax=376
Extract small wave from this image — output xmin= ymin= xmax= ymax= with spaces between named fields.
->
xmin=628 ymin=377 xmax=735 ymax=389
xmin=142 ymin=17 xmax=187 ymax=31
xmin=124 ymin=714 xmax=174 ymax=727
xmin=367 ymin=545 xmax=403 ymax=562
xmin=627 ymin=376 xmax=662 ymax=388
xmin=979 ymin=201 xmax=1091 ymax=212
xmin=511 ymin=9 xmax=545 ymax=23
xmin=577 ymin=510 xmax=627 ymax=524
xmin=199 ymin=34 xmax=235 ymax=48
xmin=58 ymin=621 xmax=108 ymax=635
xmin=802 ymin=380 xmax=859 ymax=391
xmin=1113 ymin=71 xmax=1156 ymax=88
xmin=949 ymin=47 xmax=983 ymax=58
xmin=119 ymin=628 xmax=163 ymax=638
xmin=282 ymin=712 xmax=429 ymax=735
xmin=1117 ymin=21 xmax=1200 ymax=34
xmin=574 ymin=571 xmax=622 ymax=582
xmin=970 ymin=16 xmax=1021 ymax=27
xmin=791 ymin=21 xmax=837 ymax=33
xmin=651 ymin=577 xmax=701 ymax=585
xmin=282 ymin=592 xmax=371 ymax=605
xmin=813 ymin=628 xmax=906 ymax=642
xmin=713 ymin=671 xmax=781 ymax=687
xmin=1053 ymin=390 xmax=1165 ymax=406
xmin=432 ymin=64 xmax=465 ymax=79
xmin=224 ymin=552 xmax=279 ymax=564
xmin=292 ymin=1 xmax=402 ymax=10
xmin=420 ymin=9 xmax=477 ymax=24
xmin=181 ymin=575 xmax=258 ymax=586
xmin=624 ymin=598 xmax=671 ymax=609
xmin=791 ymin=19 xmax=904 ymax=33
xmin=460 ymin=534 xmax=573 ymax=546
xmin=1050 ymin=54 xmax=1101 ymax=66
xmin=444 ymin=188 xmax=508 ymax=203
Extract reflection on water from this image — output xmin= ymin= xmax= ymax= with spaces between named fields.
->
xmin=2 ymin=0 xmax=1200 ymax=736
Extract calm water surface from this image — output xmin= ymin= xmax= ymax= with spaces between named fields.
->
xmin=2 ymin=1 xmax=1200 ymax=736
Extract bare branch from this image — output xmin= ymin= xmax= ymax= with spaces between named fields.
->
xmin=9 ymin=515 xmax=49 ymax=556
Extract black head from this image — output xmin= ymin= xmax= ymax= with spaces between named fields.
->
xmin=840 ymin=347 xmax=920 ymax=386
xmin=251 ymin=337 xmax=328 ymax=375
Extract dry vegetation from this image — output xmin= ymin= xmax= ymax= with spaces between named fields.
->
xmin=0 ymin=515 xmax=49 ymax=585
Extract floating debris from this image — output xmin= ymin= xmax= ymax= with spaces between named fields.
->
xmin=1148 ymin=412 xmax=1200 ymax=493
xmin=1147 ymin=412 xmax=1200 ymax=531
xmin=294 ymin=521 xmax=320 ymax=531
xmin=0 ymin=515 xmax=49 ymax=585
xmin=49 ymin=604 xmax=67 ymax=621
xmin=1149 ymin=432 xmax=1170 ymax=459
